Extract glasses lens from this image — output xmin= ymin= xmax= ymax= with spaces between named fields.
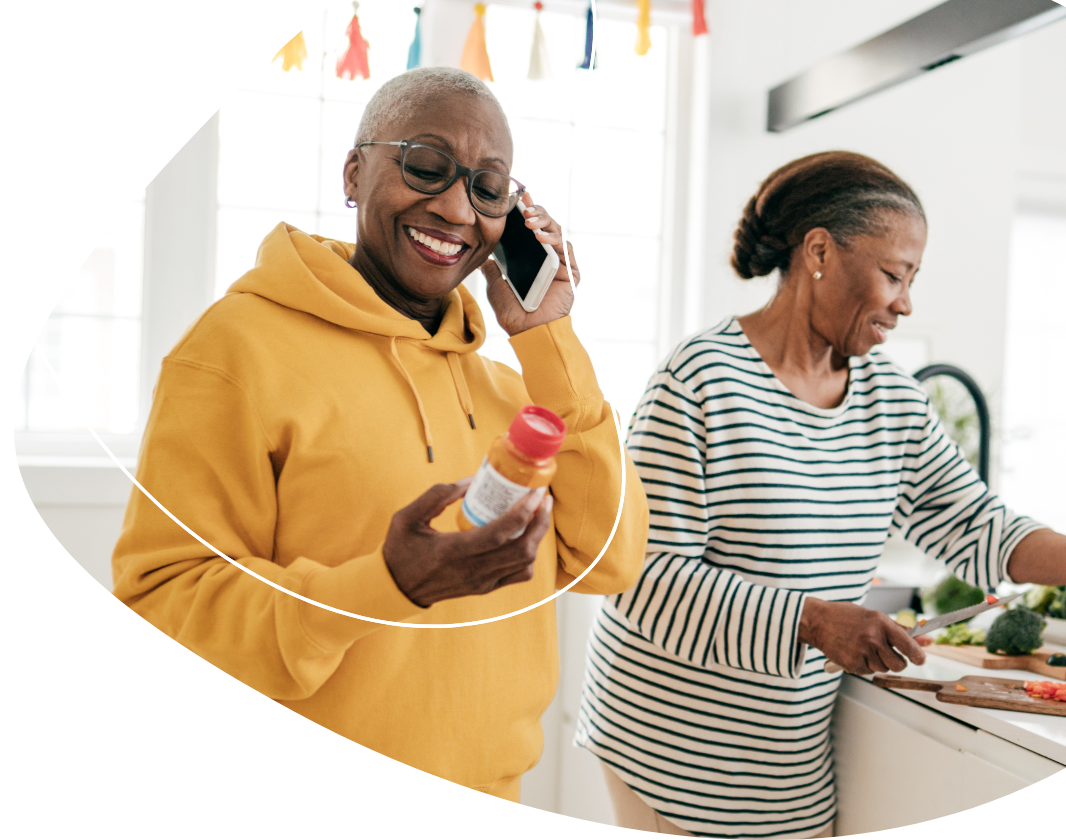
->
xmin=401 ymin=145 xmax=456 ymax=192
xmin=470 ymin=171 xmax=521 ymax=217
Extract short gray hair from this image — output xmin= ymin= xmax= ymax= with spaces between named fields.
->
xmin=354 ymin=67 xmax=509 ymax=147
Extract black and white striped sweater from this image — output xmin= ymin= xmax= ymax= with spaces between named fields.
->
xmin=576 ymin=318 xmax=1041 ymax=838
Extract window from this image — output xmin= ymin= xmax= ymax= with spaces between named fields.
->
xmin=15 ymin=197 xmax=145 ymax=437
xmin=215 ymin=1 xmax=678 ymax=426
xmin=1000 ymin=210 xmax=1066 ymax=532
xmin=18 ymin=0 xmax=688 ymax=456
xmin=215 ymin=1 xmax=418 ymax=300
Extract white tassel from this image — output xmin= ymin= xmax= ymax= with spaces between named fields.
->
xmin=528 ymin=4 xmax=552 ymax=80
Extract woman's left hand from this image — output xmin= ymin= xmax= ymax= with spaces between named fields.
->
xmin=481 ymin=193 xmax=580 ymax=336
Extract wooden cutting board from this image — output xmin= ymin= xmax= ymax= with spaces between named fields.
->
xmin=873 ymin=674 xmax=1066 ymax=716
xmin=925 ymin=644 xmax=1066 ymax=680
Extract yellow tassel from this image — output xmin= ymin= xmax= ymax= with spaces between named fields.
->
xmin=274 ymin=31 xmax=308 ymax=72
xmin=635 ymin=0 xmax=652 ymax=56
xmin=460 ymin=3 xmax=493 ymax=81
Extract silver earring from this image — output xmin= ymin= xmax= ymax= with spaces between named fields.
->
xmin=813 ymin=270 xmax=823 ymax=280
xmin=345 ymin=197 xmax=357 ymax=209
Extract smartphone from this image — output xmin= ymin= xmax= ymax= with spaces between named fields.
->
xmin=492 ymin=199 xmax=560 ymax=313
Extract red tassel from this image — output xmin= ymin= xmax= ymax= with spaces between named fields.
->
xmin=336 ymin=1 xmax=371 ymax=81
xmin=692 ymin=0 xmax=709 ymax=36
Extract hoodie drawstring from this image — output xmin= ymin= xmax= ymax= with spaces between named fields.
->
xmin=389 ymin=339 xmax=478 ymax=464
xmin=447 ymin=351 xmax=477 ymax=430
xmin=390 ymin=336 xmax=435 ymax=463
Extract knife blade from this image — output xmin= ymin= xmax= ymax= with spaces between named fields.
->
xmin=906 ymin=591 xmax=1021 ymax=637
xmin=822 ymin=591 xmax=1022 ymax=673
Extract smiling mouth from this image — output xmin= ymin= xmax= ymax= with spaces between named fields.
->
xmin=405 ymin=226 xmax=467 ymax=258
xmin=872 ymin=321 xmax=895 ymax=341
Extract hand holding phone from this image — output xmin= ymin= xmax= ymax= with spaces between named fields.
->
xmin=492 ymin=199 xmax=560 ymax=313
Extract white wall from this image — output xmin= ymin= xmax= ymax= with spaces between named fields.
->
xmin=694 ymin=0 xmax=1049 ymax=490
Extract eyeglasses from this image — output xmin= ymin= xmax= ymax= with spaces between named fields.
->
xmin=356 ymin=140 xmax=525 ymax=218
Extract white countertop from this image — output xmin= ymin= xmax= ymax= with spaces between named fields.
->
xmin=860 ymin=643 xmax=1066 ymax=765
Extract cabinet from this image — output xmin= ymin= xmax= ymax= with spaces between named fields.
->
xmin=831 ymin=675 xmax=1062 ymax=835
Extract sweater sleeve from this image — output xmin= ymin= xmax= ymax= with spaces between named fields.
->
xmin=508 ymin=316 xmax=648 ymax=596
xmin=611 ymin=369 xmax=807 ymax=679
xmin=891 ymin=395 xmax=1044 ymax=588
xmin=112 ymin=359 xmax=425 ymax=702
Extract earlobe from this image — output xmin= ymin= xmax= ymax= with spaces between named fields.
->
xmin=343 ymin=148 xmax=360 ymax=206
xmin=802 ymin=227 xmax=831 ymax=277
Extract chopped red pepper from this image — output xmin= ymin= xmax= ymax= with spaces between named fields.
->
xmin=1024 ymin=680 xmax=1066 ymax=702
xmin=986 ymin=594 xmax=998 ymax=605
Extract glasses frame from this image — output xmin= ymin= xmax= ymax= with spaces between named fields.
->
xmin=356 ymin=140 xmax=525 ymax=218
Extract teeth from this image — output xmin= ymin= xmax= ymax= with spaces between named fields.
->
xmin=406 ymin=226 xmax=462 ymax=257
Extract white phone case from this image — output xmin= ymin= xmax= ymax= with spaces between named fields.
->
xmin=496 ymin=199 xmax=560 ymax=313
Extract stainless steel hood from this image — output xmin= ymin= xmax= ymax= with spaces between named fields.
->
xmin=767 ymin=0 xmax=1066 ymax=132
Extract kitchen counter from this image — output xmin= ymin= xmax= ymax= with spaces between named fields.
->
xmin=831 ymin=645 xmax=1063 ymax=835
xmin=858 ymin=644 xmax=1066 ymax=764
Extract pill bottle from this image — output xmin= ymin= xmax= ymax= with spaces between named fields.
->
xmin=457 ymin=405 xmax=566 ymax=531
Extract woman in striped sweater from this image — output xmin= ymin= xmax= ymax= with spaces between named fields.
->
xmin=576 ymin=151 xmax=1066 ymax=838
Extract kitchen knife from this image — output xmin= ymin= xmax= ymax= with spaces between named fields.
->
xmin=903 ymin=591 xmax=1021 ymax=638
xmin=823 ymin=591 xmax=1022 ymax=674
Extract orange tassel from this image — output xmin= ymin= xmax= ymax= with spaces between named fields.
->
xmin=635 ymin=0 xmax=651 ymax=56
xmin=460 ymin=3 xmax=493 ymax=81
xmin=336 ymin=1 xmax=371 ymax=80
xmin=692 ymin=0 xmax=709 ymax=36
xmin=273 ymin=31 xmax=308 ymax=72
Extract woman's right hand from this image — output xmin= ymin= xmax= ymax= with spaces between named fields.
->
xmin=800 ymin=597 xmax=929 ymax=675
xmin=382 ymin=478 xmax=553 ymax=608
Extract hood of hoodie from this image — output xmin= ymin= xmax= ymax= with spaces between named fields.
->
xmin=228 ymin=222 xmax=487 ymax=354
xmin=225 ymin=222 xmax=488 ymax=463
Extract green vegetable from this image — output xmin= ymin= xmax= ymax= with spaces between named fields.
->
xmin=985 ymin=606 xmax=1046 ymax=657
xmin=1049 ymin=587 xmax=1066 ymax=620
xmin=1024 ymin=585 xmax=1066 ymax=619
xmin=934 ymin=623 xmax=986 ymax=646
xmin=1047 ymin=653 xmax=1066 ymax=667
xmin=923 ymin=575 xmax=985 ymax=617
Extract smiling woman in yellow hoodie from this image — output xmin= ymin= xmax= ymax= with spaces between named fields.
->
xmin=111 ymin=67 xmax=648 ymax=800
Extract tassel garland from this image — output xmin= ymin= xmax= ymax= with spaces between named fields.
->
xmin=579 ymin=2 xmax=596 ymax=69
xmin=274 ymin=31 xmax=308 ymax=72
xmin=692 ymin=0 xmax=709 ymax=36
xmin=336 ymin=2 xmax=371 ymax=80
xmin=460 ymin=3 xmax=494 ymax=81
xmin=528 ymin=2 xmax=551 ymax=80
xmin=635 ymin=0 xmax=651 ymax=56
xmin=406 ymin=6 xmax=423 ymax=70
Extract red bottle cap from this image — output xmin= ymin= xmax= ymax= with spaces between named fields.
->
xmin=507 ymin=405 xmax=566 ymax=460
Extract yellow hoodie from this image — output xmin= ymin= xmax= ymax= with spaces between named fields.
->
xmin=112 ymin=223 xmax=648 ymax=800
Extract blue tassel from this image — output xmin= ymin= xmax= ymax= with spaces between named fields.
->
xmin=579 ymin=2 xmax=596 ymax=69
xmin=406 ymin=7 xmax=422 ymax=70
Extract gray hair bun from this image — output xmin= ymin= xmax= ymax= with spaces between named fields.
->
xmin=730 ymin=151 xmax=925 ymax=280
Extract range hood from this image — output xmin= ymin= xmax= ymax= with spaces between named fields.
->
xmin=767 ymin=0 xmax=1066 ymax=132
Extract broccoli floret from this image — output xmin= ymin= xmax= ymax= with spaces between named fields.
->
xmin=935 ymin=623 xmax=985 ymax=646
xmin=1025 ymin=585 xmax=1059 ymax=614
xmin=923 ymin=575 xmax=984 ymax=616
xmin=1048 ymin=587 xmax=1066 ymax=620
xmin=985 ymin=606 xmax=1046 ymax=657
